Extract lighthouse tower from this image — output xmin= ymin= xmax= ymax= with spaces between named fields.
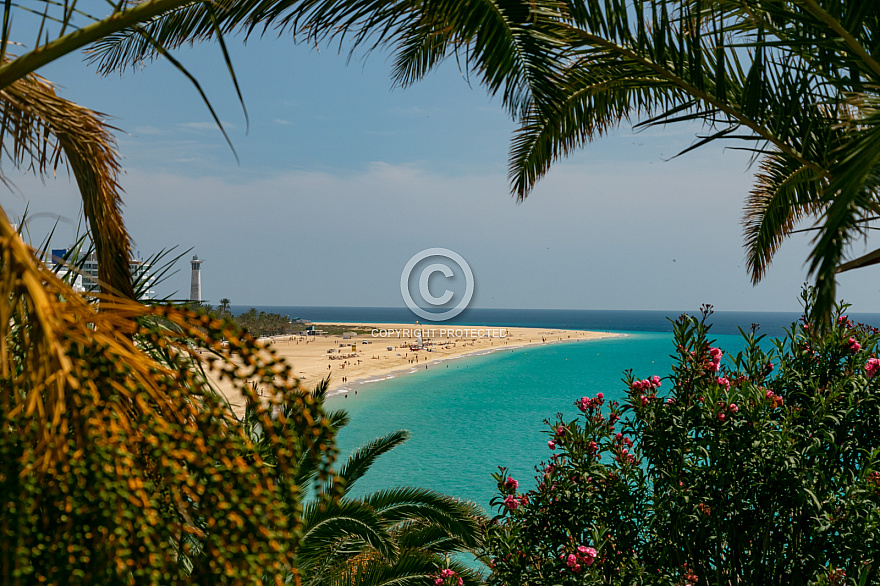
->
xmin=190 ymin=255 xmax=203 ymax=302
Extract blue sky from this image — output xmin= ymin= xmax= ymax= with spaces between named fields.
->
xmin=5 ymin=11 xmax=880 ymax=312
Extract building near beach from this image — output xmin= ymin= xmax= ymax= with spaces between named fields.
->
xmin=190 ymin=255 xmax=203 ymax=302
xmin=49 ymin=249 xmax=156 ymax=299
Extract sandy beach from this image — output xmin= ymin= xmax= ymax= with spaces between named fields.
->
xmin=212 ymin=322 xmax=621 ymax=414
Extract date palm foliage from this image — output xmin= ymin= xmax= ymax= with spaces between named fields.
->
xmin=0 ymin=3 xmax=341 ymax=583
xmin=91 ymin=0 xmax=880 ymax=322
xmin=0 ymin=0 xmax=243 ymax=298
xmin=1 ymin=207 xmax=342 ymax=583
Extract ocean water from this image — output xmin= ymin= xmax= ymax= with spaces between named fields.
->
xmin=324 ymin=331 xmax=743 ymax=512
xmin=243 ymin=307 xmax=880 ymax=513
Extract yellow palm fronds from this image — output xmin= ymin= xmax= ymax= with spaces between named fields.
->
xmin=1 ymin=209 xmax=339 ymax=582
xmin=0 ymin=61 xmax=133 ymax=299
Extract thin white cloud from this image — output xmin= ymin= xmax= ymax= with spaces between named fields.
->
xmin=272 ymin=118 xmax=291 ymax=125
xmin=12 ymin=157 xmax=878 ymax=313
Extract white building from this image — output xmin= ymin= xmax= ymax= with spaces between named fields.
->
xmin=49 ymin=249 xmax=156 ymax=299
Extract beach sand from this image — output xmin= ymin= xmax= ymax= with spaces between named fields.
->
xmin=211 ymin=323 xmax=620 ymax=415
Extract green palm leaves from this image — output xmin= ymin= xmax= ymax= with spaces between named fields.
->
xmin=90 ymin=0 xmax=880 ymax=321
xmin=240 ymin=386 xmax=486 ymax=586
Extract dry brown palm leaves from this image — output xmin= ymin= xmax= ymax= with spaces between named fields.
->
xmin=0 ymin=60 xmax=134 ymax=299
xmin=1 ymin=210 xmax=339 ymax=583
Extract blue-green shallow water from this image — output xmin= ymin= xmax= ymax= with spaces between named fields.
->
xmin=325 ymin=330 xmax=748 ymax=513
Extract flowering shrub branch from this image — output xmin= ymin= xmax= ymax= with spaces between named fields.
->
xmin=482 ymin=290 xmax=880 ymax=585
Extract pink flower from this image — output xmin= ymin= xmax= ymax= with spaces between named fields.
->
xmin=651 ymin=375 xmax=661 ymax=387
xmin=765 ymin=389 xmax=784 ymax=408
xmin=441 ymin=569 xmax=454 ymax=578
xmin=556 ymin=426 xmax=565 ymax=436
xmin=579 ymin=546 xmax=597 ymax=565
xmin=666 ymin=397 xmax=674 ymax=404
xmin=434 ymin=579 xmax=443 ymax=586
xmin=848 ymin=337 xmax=861 ymax=353
xmin=503 ymin=495 xmax=519 ymax=510
xmin=640 ymin=394 xmax=648 ymax=406
xmin=566 ymin=553 xmax=577 ymax=567
xmin=505 ymin=477 xmax=519 ymax=491
xmin=717 ymin=377 xmax=730 ymax=390
xmin=717 ymin=412 xmax=726 ymax=421
xmin=596 ymin=392 xmax=604 ymax=399
xmin=708 ymin=347 xmax=723 ymax=371
xmin=548 ymin=440 xmax=556 ymax=449
xmin=457 ymin=579 xmax=463 ymax=586
xmin=729 ymin=403 xmax=739 ymax=413
xmin=866 ymin=358 xmax=880 ymax=378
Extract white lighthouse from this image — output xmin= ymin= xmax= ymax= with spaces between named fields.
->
xmin=190 ymin=255 xmax=203 ymax=302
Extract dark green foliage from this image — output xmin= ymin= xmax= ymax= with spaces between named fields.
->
xmin=232 ymin=307 xmax=300 ymax=337
xmin=237 ymin=382 xmax=487 ymax=586
xmin=483 ymin=291 xmax=880 ymax=585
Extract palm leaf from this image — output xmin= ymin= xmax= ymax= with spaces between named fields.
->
xmin=335 ymin=430 xmax=410 ymax=495
xmin=299 ymin=500 xmax=397 ymax=569
xmin=326 ymin=549 xmax=482 ymax=586
xmin=364 ymin=487 xmax=484 ymax=549
xmin=1 ymin=66 xmax=134 ymax=298
xmin=806 ymin=93 xmax=880 ymax=322
xmin=742 ymin=150 xmax=826 ymax=284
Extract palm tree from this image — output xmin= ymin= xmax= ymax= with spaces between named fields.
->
xmin=219 ymin=298 xmax=232 ymax=314
xmin=238 ymin=379 xmax=486 ymax=586
xmin=88 ymin=0 xmax=880 ymax=322
xmin=0 ymin=210 xmax=341 ymax=583
xmin=0 ymin=0 xmax=210 ymax=298
xmin=0 ymin=4 xmax=342 ymax=581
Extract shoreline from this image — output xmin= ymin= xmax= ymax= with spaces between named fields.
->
xmin=214 ymin=322 xmax=624 ymax=414
xmin=323 ymin=332 xmax=625 ymax=399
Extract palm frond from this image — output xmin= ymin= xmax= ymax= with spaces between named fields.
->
xmin=335 ymin=430 xmax=410 ymax=495
xmin=806 ymin=92 xmax=880 ymax=322
xmin=326 ymin=549 xmax=482 ymax=586
xmin=742 ymin=150 xmax=826 ymax=284
xmin=1 ymin=65 xmax=134 ymax=298
xmin=364 ymin=487 xmax=484 ymax=549
xmin=299 ymin=499 xmax=397 ymax=568
xmin=1 ymin=210 xmax=340 ymax=579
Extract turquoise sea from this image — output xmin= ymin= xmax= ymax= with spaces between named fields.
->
xmin=324 ymin=329 xmax=751 ymax=512
xmin=233 ymin=306 xmax=880 ymax=513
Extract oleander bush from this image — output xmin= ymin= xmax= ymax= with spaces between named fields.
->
xmin=483 ymin=290 xmax=880 ymax=586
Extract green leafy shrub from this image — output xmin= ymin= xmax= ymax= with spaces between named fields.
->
xmin=483 ymin=291 xmax=880 ymax=585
